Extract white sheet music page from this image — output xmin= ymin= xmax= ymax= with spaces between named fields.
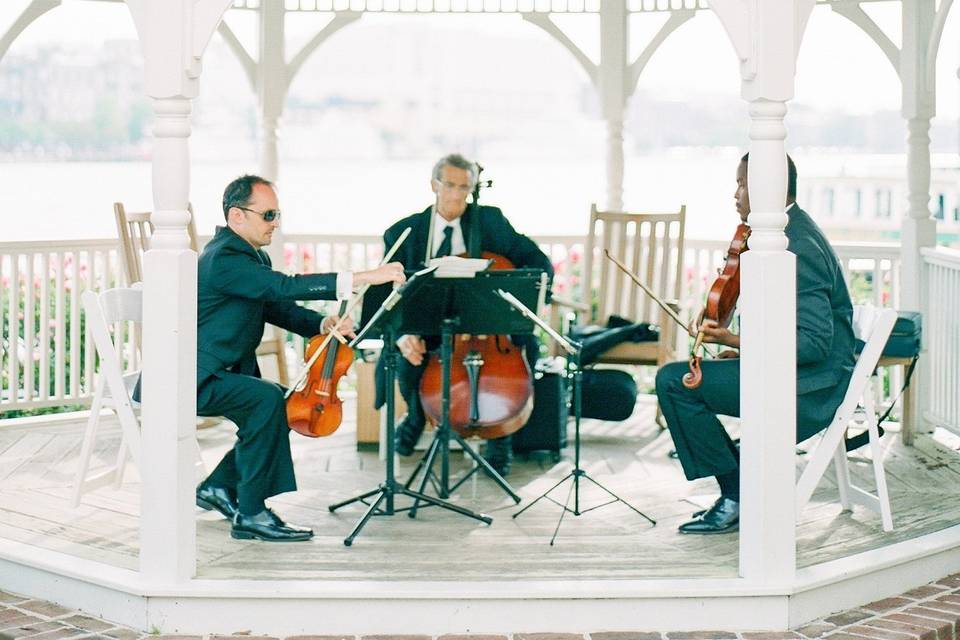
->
xmin=428 ymin=256 xmax=492 ymax=278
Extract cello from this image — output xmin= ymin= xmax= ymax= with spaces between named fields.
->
xmin=418 ymin=252 xmax=534 ymax=440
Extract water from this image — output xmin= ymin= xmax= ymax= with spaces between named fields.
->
xmin=0 ymin=150 xmax=909 ymax=243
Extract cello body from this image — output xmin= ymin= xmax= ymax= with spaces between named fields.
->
xmin=418 ymin=252 xmax=534 ymax=440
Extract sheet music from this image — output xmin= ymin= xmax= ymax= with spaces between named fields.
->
xmin=427 ymin=255 xmax=492 ymax=278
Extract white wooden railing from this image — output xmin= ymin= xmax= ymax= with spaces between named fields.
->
xmin=0 ymin=234 xmax=911 ymax=414
xmin=922 ymin=246 xmax=960 ymax=434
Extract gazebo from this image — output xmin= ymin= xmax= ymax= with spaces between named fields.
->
xmin=1 ymin=0 xmax=959 ymax=635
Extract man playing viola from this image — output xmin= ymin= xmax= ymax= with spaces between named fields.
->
xmin=377 ymin=153 xmax=553 ymax=477
xmin=194 ymin=174 xmax=405 ymax=542
xmin=655 ymin=154 xmax=856 ymax=534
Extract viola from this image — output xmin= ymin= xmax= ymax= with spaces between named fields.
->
xmin=418 ymin=252 xmax=534 ymax=440
xmin=286 ymin=300 xmax=353 ymax=438
xmin=682 ymin=223 xmax=750 ymax=389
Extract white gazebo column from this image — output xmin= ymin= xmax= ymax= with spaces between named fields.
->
xmin=257 ymin=1 xmax=288 ymax=265
xmin=900 ymin=0 xmax=937 ymax=314
xmin=126 ymin=0 xmax=232 ymax=583
xmin=710 ymin=0 xmax=814 ymax=586
xmin=599 ymin=0 xmax=627 ymax=211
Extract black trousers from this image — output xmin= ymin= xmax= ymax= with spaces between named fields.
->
xmin=655 ymin=359 xmax=842 ymax=481
xmin=197 ymin=372 xmax=295 ymax=515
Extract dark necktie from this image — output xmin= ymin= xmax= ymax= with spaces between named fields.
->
xmin=434 ymin=225 xmax=454 ymax=258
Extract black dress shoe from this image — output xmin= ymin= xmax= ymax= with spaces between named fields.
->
xmin=231 ymin=509 xmax=313 ymax=542
xmin=678 ymin=496 xmax=739 ymax=534
xmin=394 ymin=416 xmax=424 ymax=457
xmin=482 ymin=437 xmax=513 ymax=478
xmin=196 ymin=483 xmax=238 ymax=521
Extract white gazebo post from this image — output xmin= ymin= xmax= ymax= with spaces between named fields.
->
xmin=598 ymin=0 xmax=627 ymax=211
xmin=901 ymin=0 xmax=943 ymax=435
xmin=218 ymin=6 xmax=359 ymax=269
xmin=711 ymin=0 xmax=814 ymax=584
xmin=900 ymin=0 xmax=937 ymax=316
xmin=257 ymin=1 xmax=287 ymax=267
xmin=525 ymin=2 xmax=692 ymax=213
xmin=126 ymin=0 xmax=232 ymax=583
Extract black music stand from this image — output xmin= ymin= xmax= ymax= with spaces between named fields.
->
xmin=328 ymin=268 xmax=493 ymax=546
xmin=388 ymin=269 xmax=543 ymax=517
xmin=499 ymin=289 xmax=657 ymax=545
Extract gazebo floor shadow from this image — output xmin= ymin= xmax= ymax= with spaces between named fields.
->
xmin=2 ymin=394 xmax=960 ymax=582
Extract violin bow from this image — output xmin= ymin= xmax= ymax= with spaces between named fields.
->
xmin=285 ymin=227 xmax=412 ymax=397
xmin=604 ymin=249 xmax=718 ymax=358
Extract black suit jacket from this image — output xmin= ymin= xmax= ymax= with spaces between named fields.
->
xmin=196 ymin=225 xmax=338 ymax=385
xmin=374 ymin=204 xmax=553 ymax=409
xmin=384 ymin=204 xmax=554 ymax=277
xmin=785 ymin=204 xmax=856 ymax=400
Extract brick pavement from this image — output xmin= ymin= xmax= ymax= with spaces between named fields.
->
xmin=5 ymin=574 xmax=960 ymax=640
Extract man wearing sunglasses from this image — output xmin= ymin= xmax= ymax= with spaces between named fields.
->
xmin=376 ymin=154 xmax=553 ymax=477
xmin=194 ymin=174 xmax=405 ymax=542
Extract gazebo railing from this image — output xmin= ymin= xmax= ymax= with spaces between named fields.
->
xmin=0 ymin=235 xmax=908 ymax=415
xmin=922 ymin=246 xmax=960 ymax=433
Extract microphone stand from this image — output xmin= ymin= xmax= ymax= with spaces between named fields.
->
xmin=497 ymin=289 xmax=656 ymax=545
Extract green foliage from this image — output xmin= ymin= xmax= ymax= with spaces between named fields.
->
xmin=1 ymin=275 xmax=90 ymax=415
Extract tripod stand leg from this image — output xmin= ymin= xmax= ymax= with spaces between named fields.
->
xmin=343 ymin=489 xmax=387 ymax=547
xmin=452 ymin=432 xmax=521 ymax=503
xmin=581 ymin=472 xmax=657 ymax=526
xmin=408 ymin=436 xmax=441 ymax=519
xmin=401 ymin=486 xmax=492 ymax=525
xmin=549 ymin=478 xmax=577 ymax=546
xmin=329 ymin=486 xmax=383 ymax=513
xmin=512 ymin=471 xmax=573 ymax=518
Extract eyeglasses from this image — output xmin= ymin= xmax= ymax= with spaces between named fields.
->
xmin=236 ymin=206 xmax=281 ymax=222
xmin=434 ymin=179 xmax=472 ymax=194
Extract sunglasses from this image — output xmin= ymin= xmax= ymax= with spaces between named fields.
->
xmin=236 ymin=206 xmax=281 ymax=222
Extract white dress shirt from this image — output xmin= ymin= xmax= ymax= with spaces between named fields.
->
xmin=429 ymin=211 xmax=467 ymax=260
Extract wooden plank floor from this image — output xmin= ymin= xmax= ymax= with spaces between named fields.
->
xmin=2 ymin=393 xmax=959 ymax=582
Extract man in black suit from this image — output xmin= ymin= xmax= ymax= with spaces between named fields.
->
xmin=655 ymin=154 xmax=856 ymax=534
xmin=378 ymin=154 xmax=553 ymax=476
xmin=194 ymin=174 xmax=405 ymax=542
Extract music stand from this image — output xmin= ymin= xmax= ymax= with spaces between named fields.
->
xmin=499 ymin=289 xmax=657 ymax=545
xmin=328 ymin=267 xmax=493 ymax=546
xmin=390 ymin=268 xmax=543 ymax=517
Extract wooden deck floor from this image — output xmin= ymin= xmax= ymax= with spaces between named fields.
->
xmin=2 ymin=394 xmax=960 ymax=582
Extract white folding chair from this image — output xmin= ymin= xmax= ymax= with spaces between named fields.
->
xmin=72 ymin=285 xmax=203 ymax=507
xmin=796 ymin=305 xmax=898 ymax=532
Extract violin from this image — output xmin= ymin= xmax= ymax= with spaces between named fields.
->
xmin=418 ymin=252 xmax=534 ymax=440
xmin=682 ymin=223 xmax=750 ymax=389
xmin=286 ymin=300 xmax=352 ymax=438
xmin=284 ymin=227 xmax=413 ymax=438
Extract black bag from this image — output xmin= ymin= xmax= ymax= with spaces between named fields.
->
xmin=854 ymin=310 xmax=921 ymax=358
xmin=580 ymin=369 xmax=638 ymax=421
xmin=513 ymin=368 xmax=568 ymax=458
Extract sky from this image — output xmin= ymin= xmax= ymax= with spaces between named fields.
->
xmin=1 ymin=0 xmax=959 ymax=119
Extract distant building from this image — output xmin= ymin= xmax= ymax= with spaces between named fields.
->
xmin=801 ymin=154 xmax=960 ymax=246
